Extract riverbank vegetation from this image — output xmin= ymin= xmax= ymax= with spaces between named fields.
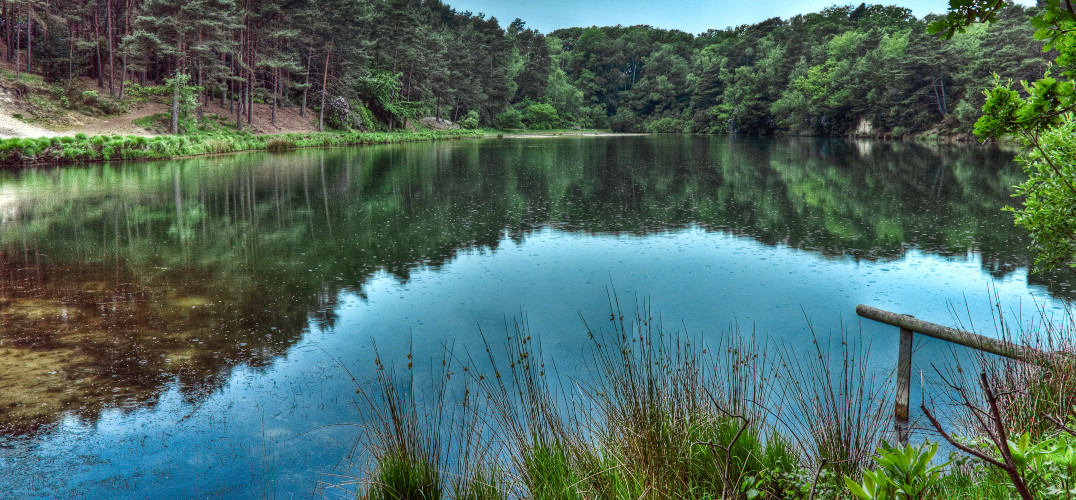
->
xmin=0 ymin=128 xmax=480 ymax=166
xmin=344 ymin=299 xmax=1076 ymax=499
xmin=0 ymin=0 xmax=1052 ymax=141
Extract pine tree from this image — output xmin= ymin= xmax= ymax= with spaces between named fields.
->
xmin=128 ymin=0 xmax=240 ymax=133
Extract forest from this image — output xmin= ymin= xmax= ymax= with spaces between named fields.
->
xmin=0 ymin=0 xmax=1050 ymax=137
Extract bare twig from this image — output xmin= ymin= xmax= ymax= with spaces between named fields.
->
xmin=920 ymin=372 xmax=1034 ymax=500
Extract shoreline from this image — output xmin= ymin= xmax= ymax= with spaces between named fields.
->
xmin=0 ymin=129 xmax=485 ymax=169
xmin=0 ymin=129 xmax=1014 ymax=170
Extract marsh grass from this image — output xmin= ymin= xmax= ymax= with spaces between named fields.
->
xmin=776 ymin=321 xmax=893 ymax=478
xmin=344 ymin=295 xmax=892 ymax=499
xmin=346 ymin=295 xmax=1075 ymax=499
xmin=265 ymin=137 xmax=297 ymax=152
xmin=935 ymin=298 xmax=1076 ymax=439
xmin=0 ymin=129 xmax=482 ymax=167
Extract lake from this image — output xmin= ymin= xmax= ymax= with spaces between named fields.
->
xmin=0 ymin=135 xmax=1072 ymax=498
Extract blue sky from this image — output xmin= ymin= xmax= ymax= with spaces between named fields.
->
xmin=445 ymin=0 xmax=1034 ymax=34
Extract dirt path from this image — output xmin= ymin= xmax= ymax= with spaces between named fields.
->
xmin=76 ymin=102 xmax=168 ymax=137
xmin=0 ymin=88 xmax=63 ymax=139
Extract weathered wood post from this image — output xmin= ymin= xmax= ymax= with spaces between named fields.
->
xmin=856 ymin=304 xmax=1061 ymax=446
xmin=895 ymin=322 xmax=913 ymax=444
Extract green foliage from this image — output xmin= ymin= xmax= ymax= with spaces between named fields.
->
xmin=522 ymin=103 xmax=561 ymax=130
xmin=458 ymin=110 xmax=480 ymax=130
xmin=845 ymin=442 xmax=948 ymax=500
xmin=265 ymin=138 xmax=296 ymax=152
xmin=493 ymin=108 xmax=524 ymax=130
xmin=163 ymin=73 xmax=201 ymax=131
xmin=1003 ymin=427 xmax=1076 ymax=498
xmin=39 ymin=20 xmax=75 ymax=84
xmin=0 ymin=129 xmax=481 ymax=166
xmin=946 ymin=1 xmax=1076 ymax=269
xmin=609 ymin=107 xmax=640 ymax=133
xmin=362 ymin=452 xmax=442 ymax=500
xmin=523 ymin=444 xmax=583 ymax=500
xmin=643 ymin=116 xmax=689 ymax=133
xmin=452 ymin=469 xmax=507 ymax=500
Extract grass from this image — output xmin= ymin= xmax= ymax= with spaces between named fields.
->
xmin=777 ymin=326 xmax=892 ymax=477
xmin=265 ymin=137 xmax=297 ymax=152
xmin=344 ymin=296 xmax=890 ymax=499
xmin=935 ymin=299 xmax=1076 ymax=439
xmin=0 ymin=128 xmax=483 ymax=167
xmin=338 ymin=295 xmax=1076 ymax=499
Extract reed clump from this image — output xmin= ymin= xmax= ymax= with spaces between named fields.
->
xmin=265 ymin=137 xmax=297 ymax=152
xmin=342 ymin=296 xmax=1076 ymax=499
xmin=343 ymin=296 xmax=898 ymax=499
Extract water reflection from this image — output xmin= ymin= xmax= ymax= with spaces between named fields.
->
xmin=0 ymin=136 xmax=1064 ymax=437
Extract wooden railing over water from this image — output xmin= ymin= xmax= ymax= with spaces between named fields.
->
xmin=855 ymin=304 xmax=1063 ymax=443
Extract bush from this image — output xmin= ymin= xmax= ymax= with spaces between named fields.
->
xmin=318 ymin=92 xmax=360 ymax=130
xmin=523 ymin=103 xmax=561 ymax=130
xmin=643 ymin=117 xmax=690 ymax=134
xmin=459 ymin=110 xmax=480 ymax=130
xmin=609 ymin=107 xmax=641 ymax=133
xmin=493 ymin=108 xmax=523 ymax=130
xmin=266 ymin=137 xmax=296 ymax=152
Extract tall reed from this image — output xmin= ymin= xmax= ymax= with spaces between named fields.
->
xmin=935 ymin=297 xmax=1076 ymax=439
xmin=343 ymin=298 xmax=903 ymax=499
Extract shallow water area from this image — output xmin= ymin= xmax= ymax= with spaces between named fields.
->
xmin=0 ymin=135 xmax=1071 ymax=498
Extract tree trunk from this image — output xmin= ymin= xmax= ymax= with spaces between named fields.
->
xmin=405 ymin=61 xmax=414 ymax=100
xmin=93 ymin=8 xmax=103 ymax=88
xmin=236 ymin=82 xmax=243 ymax=131
xmin=271 ymin=68 xmax=277 ymax=126
xmin=119 ymin=0 xmax=130 ymax=99
xmin=235 ymin=37 xmax=242 ymax=131
xmin=197 ymin=31 xmax=204 ymax=108
xmin=301 ymin=49 xmax=311 ymax=117
xmin=220 ymin=54 xmax=226 ymax=109
xmin=171 ymin=71 xmax=181 ymax=134
xmin=247 ymin=41 xmax=253 ymax=125
xmin=4 ymin=1 xmax=11 ymax=64
xmin=939 ymin=74 xmax=948 ymax=115
xmin=26 ymin=5 xmax=32 ymax=72
xmin=107 ymin=0 xmax=115 ymax=97
xmin=319 ymin=44 xmax=330 ymax=131
xmin=66 ymin=25 xmax=75 ymax=92
xmin=13 ymin=2 xmax=20 ymax=79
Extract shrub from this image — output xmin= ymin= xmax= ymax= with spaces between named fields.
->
xmin=266 ymin=137 xmax=296 ymax=152
xmin=609 ymin=108 xmax=641 ymax=133
xmin=493 ymin=108 xmax=524 ymax=130
xmin=459 ymin=110 xmax=480 ymax=130
xmin=644 ymin=117 xmax=690 ymax=134
xmin=523 ymin=103 xmax=561 ymax=130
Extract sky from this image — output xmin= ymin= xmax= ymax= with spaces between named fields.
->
xmin=444 ymin=0 xmax=1035 ymax=35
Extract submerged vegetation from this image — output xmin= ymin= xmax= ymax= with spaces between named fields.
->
xmin=345 ymin=298 xmax=1076 ymax=499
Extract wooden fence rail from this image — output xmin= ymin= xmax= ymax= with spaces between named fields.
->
xmin=855 ymin=304 xmax=1061 ymax=443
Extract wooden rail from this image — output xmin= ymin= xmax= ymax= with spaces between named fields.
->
xmin=855 ymin=304 xmax=1059 ymax=443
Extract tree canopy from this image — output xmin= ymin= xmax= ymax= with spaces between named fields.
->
xmin=932 ymin=0 xmax=1076 ymax=270
xmin=1 ymin=0 xmax=1051 ymax=137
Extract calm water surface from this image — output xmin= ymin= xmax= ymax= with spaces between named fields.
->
xmin=0 ymin=135 xmax=1072 ymax=498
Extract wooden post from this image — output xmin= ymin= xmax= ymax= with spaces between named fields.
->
xmin=895 ymin=324 xmax=913 ymax=444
